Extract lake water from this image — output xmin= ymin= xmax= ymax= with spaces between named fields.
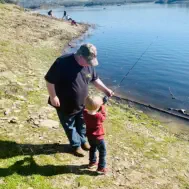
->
xmin=38 ymin=3 xmax=189 ymax=115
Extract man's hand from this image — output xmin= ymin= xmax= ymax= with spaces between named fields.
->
xmin=46 ymin=81 xmax=60 ymax=107
xmin=50 ymin=96 xmax=60 ymax=107
xmin=106 ymin=88 xmax=114 ymax=97
xmin=93 ymin=78 xmax=114 ymax=97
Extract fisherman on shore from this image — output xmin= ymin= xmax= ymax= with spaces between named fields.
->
xmin=48 ymin=10 xmax=53 ymax=17
xmin=62 ymin=10 xmax=67 ymax=19
xmin=71 ymin=19 xmax=77 ymax=26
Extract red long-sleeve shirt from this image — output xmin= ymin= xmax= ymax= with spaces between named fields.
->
xmin=83 ymin=105 xmax=106 ymax=140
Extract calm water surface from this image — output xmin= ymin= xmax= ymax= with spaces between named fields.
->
xmin=39 ymin=3 xmax=189 ymax=113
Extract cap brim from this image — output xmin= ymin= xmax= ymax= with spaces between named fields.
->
xmin=88 ymin=58 xmax=98 ymax=66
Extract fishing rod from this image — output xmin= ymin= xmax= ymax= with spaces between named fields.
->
xmin=103 ymin=36 xmax=158 ymax=104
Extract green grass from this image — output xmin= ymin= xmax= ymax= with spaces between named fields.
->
xmin=0 ymin=0 xmax=5 ymax=4
xmin=0 ymin=157 xmax=54 ymax=189
xmin=75 ymin=175 xmax=113 ymax=188
xmin=1 ymin=102 xmax=189 ymax=188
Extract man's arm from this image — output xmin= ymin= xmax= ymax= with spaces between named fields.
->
xmin=92 ymin=78 xmax=113 ymax=96
xmin=46 ymin=81 xmax=60 ymax=107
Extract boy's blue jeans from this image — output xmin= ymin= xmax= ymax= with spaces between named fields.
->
xmin=57 ymin=110 xmax=87 ymax=148
xmin=88 ymin=138 xmax=106 ymax=169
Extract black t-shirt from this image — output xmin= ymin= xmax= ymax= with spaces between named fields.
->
xmin=45 ymin=54 xmax=98 ymax=115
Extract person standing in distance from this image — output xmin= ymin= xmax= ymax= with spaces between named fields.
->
xmin=45 ymin=43 xmax=113 ymax=157
xmin=48 ymin=10 xmax=53 ymax=17
xmin=62 ymin=10 xmax=67 ymax=19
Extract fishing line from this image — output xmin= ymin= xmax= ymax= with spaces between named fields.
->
xmin=103 ymin=36 xmax=158 ymax=103
xmin=168 ymin=87 xmax=177 ymax=100
xmin=114 ymin=36 xmax=158 ymax=92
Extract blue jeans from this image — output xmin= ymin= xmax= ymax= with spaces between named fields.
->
xmin=88 ymin=138 xmax=106 ymax=169
xmin=57 ymin=110 xmax=87 ymax=148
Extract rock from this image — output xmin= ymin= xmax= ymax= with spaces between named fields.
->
xmin=27 ymin=117 xmax=34 ymax=123
xmin=39 ymin=114 xmax=47 ymax=120
xmin=39 ymin=136 xmax=44 ymax=140
xmin=39 ymin=119 xmax=59 ymax=129
xmin=160 ymin=157 xmax=169 ymax=163
xmin=8 ymin=117 xmax=18 ymax=124
xmin=155 ymin=137 xmax=163 ymax=142
xmin=31 ymin=125 xmax=37 ymax=128
xmin=27 ymin=115 xmax=38 ymax=123
xmin=4 ymin=109 xmax=11 ymax=115
xmin=0 ymin=178 xmax=5 ymax=185
xmin=116 ymin=167 xmax=122 ymax=172
xmin=16 ymin=95 xmax=27 ymax=101
xmin=141 ymin=122 xmax=147 ymax=125
xmin=34 ymin=120 xmax=40 ymax=126
xmin=13 ymin=109 xmax=21 ymax=113
xmin=114 ymin=156 xmax=120 ymax=160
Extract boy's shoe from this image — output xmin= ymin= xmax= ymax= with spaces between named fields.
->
xmin=97 ymin=167 xmax=108 ymax=175
xmin=88 ymin=162 xmax=98 ymax=169
xmin=74 ymin=147 xmax=85 ymax=157
xmin=82 ymin=142 xmax=90 ymax=151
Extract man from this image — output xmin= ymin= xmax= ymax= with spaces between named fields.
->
xmin=45 ymin=43 xmax=113 ymax=157
xmin=48 ymin=10 xmax=53 ymax=17
xmin=62 ymin=10 xmax=67 ymax=19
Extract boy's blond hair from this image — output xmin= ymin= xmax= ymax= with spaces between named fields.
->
xmin=85 ymin=95 xmax=103 ymax=111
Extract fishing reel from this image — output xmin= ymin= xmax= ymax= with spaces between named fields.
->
xmin=103 ymin=96 xmax=109 ymax=104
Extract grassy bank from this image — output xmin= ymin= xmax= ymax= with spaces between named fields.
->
xmin=0 ymin=4 xmax=189 ymax=189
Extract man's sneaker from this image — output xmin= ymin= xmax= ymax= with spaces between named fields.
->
xmin=82 ymin=142 xmax=90 ymax=151
xmin=97 ymin=167 xmax=108 ymax=175
xmin=74 ymin=147 xmax=85 ymax=157
xmin=88 ymin=162 xmax=98 ymax=169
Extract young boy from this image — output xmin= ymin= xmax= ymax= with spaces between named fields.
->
xmin=83 ymin=95 xmax=107 ymax=174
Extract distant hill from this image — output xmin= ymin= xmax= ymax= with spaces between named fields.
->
xmin=5 ymin=0 xmax=155 ymax=9
xmin=0 ymin=0 xmax=18 ymax=3
xmin=155 ymin=0 xmax=189 ymax=4
xmin=2 ymin=0 xmax=189 ymax=8
xmin=83 ymin=0 xmax=155 ymax=7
